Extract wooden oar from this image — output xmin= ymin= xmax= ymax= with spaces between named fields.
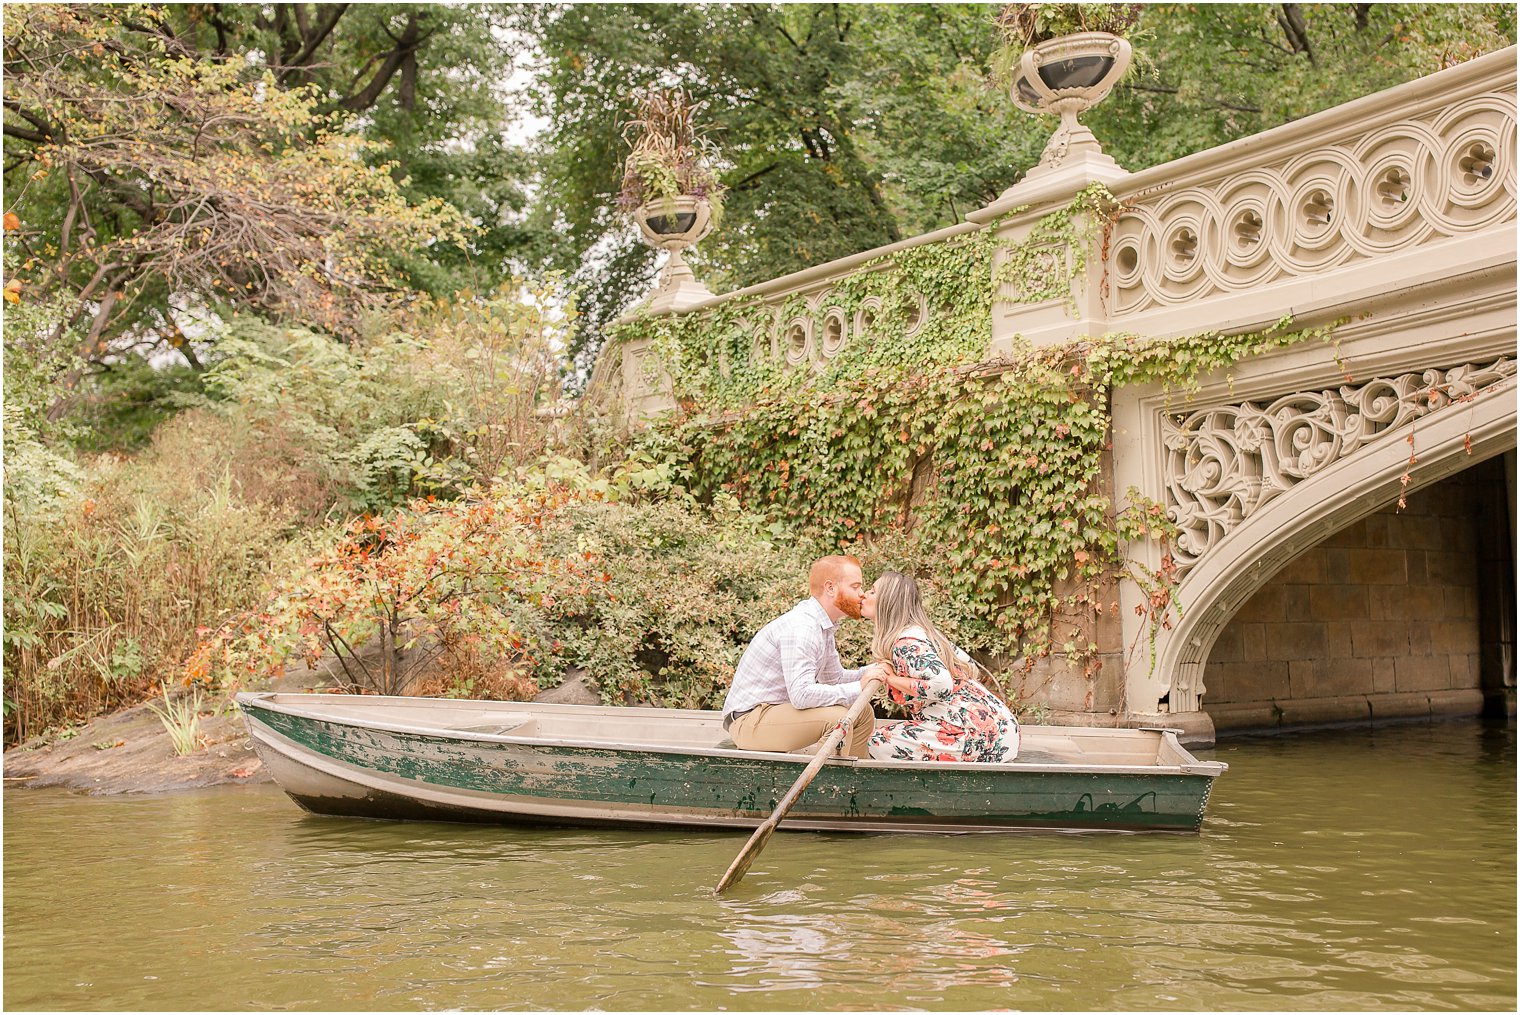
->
xmin=714 ymin=675 xmax=883 ymax=895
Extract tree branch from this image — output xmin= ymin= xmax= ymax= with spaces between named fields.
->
xmin=3 ymin=98 xmax=60 ymax=141
xmin=1278 ymin=3 xmax=1316 ymax=66
xmin=338 ymin=12 xmax=427 ymax=112
xmin=277 ymin=3 xmax=351 ymax=83
xmin=3 ymin=123 xmax=49 ymax=144
xmin=729 ymin=162 xmax=780 ymax=191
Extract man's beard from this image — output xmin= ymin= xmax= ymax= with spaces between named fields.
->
xmin=834 ymin=589 xmax=863 ymax=620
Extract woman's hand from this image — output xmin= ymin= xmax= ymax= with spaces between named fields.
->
xmin=862 ymin=661 xmax=893 ymax=689
xmin=866 ymin=661 xmax=901 ymax=694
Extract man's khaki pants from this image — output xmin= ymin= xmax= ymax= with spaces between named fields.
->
xmin=729 ymin=701 xmax=875 ymax=759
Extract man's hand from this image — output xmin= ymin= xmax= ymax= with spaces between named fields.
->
xmin=861 ymin=661 xmax=892 ymax=687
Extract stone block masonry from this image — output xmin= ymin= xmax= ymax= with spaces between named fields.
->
xmin=1204 ymin=466 xmax=1493 ymax=732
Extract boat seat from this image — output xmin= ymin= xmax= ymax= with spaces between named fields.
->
xmin=1014 ymin=747 xmax=1074 ymax=765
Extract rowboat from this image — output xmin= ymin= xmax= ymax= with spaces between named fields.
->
xmin=236 ymin=692 xmax=1228 ymax=833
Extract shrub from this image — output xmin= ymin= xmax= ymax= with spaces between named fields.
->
xmin=186 ymin=477 xmax=598 ymax=696
xmin=534 ymin=492 xmax=813 ymax=707
xmin=183 ymin=454 xmax=1037 ymax=714
xmin=182 ymin=286 xmax=571 ymax=518
xmin=184 ymin=460 xmax=810 ymax=706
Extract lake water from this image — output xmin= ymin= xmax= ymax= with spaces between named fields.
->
xmin=4 ymin=718 xmax=1514 ymax=1011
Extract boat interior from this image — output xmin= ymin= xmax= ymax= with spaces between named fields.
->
xmin=245 ymin=693 xmax=1200 ymax=769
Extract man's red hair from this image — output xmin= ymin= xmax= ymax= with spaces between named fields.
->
xmin=808 ymin=554 xmax=862 ymax=595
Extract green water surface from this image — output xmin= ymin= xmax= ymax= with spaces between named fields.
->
xmin=3 ymin=718 xmax=1514 ymax=1011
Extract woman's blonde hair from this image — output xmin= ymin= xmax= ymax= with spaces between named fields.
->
xmin=869 ymin=571 xmax=970 ymax=679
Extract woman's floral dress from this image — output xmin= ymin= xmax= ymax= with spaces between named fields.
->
xmin=867 ymin=626 xmax=1020 ymax=762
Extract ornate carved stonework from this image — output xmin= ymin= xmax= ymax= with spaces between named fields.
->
xmin=742 ymin=288 xmax=928 ymax=369
xmin=1112 ymin=87 xmax=1517 ymax=314
xmin=1163 ymin=357 xmax=1516 ymax=575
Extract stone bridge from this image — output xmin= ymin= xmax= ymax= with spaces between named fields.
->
xmin=591 ymin=49 xmax=1516 ymax=744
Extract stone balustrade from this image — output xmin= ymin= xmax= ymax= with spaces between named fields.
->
xmin=1107 ymin=49 xmax=1516 ymax=339
xmin=593 ymin=49 xmax=1516 ymax=422
xmin=585 ymin=220 xmax=984 ymax=417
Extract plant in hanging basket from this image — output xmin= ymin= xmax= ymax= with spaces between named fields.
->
xmin=618 ymin=86 xmax=726 ymax=226
xmin=995 ymin=2 xmax=1142 ymax=52
xmin=991 ymin=3 xmax=1143 ymax=90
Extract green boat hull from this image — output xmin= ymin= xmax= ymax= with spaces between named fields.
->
xmin=240 ymin=694 xmax=1223 ymax=834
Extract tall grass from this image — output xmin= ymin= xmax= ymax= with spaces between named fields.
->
xmin=2 ymin=460 xmax=297 ymax=744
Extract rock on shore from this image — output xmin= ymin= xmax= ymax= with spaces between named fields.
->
xmin=3 ymin=698 xmax=272 ymax=795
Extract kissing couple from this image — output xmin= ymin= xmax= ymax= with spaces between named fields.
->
xmin=720 ymin=554 xmax=1020 ymax=762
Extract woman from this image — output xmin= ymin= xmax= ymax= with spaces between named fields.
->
xmin=860 ymin=571 xmax=1019 ymax=763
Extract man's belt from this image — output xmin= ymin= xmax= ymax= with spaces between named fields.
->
xmin=722 ymin=706 xmax=758 ymax=731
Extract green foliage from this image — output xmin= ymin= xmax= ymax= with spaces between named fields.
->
xmin=67 ymin=359 xmax=205 ymax=453
xmin=170 ymin=281 xmax=572 ymax=517
xmin=623 ymin=206 xmax=1015 ymax=411
xmin=1093 ymin=3 xmax=1516 ymax=170
xmin=189 ymin=318 xmax=457 ymax=516
xmin=538 ymin=493 xmax=808 ymax=708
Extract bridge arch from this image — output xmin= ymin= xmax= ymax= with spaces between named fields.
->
xmin=1126 ymin=370 xmax=1515 ymax=719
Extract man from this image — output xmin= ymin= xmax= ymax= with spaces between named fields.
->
xmin=721 ymin=554 xmax=891 ymax=758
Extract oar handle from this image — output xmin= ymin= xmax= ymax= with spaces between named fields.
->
xmin=714 ymin=674 xmax=883 ymax=895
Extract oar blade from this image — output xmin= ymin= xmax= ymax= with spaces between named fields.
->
xmin=714 ymin=820 xmax=777 ymax=895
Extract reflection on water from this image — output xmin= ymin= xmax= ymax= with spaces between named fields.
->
xmin=4 ymin=719 xmax=1514 ymax=1011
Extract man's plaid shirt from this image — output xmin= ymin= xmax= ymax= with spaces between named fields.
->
xmin=720 ymin=596 xmax=865 ymax=721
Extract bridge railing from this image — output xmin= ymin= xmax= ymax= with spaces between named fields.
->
xmin=1106 ymin=47 xmax=1516 ymax=342
xmin=592 ymin=47 xmax=1515 ymax=420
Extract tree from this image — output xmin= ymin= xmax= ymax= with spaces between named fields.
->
xmin=157 ymin=4 xmax=544 ymax=294
xmin=1094 ymin=3 xmax=1517 ymax=169
xmin=2 ymin=3 xmax=546 ymax=414
xmin=1 ymin=5 xmax=479 ymax=374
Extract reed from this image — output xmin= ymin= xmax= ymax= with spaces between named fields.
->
xmin=146 ymin=685 xmax=205 ymax=756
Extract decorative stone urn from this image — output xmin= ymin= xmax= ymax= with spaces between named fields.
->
xmin=1009 ymin=31 xmax=1133 ymax=178
xmin=631 ymin=194 xmax=715 ymax=314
